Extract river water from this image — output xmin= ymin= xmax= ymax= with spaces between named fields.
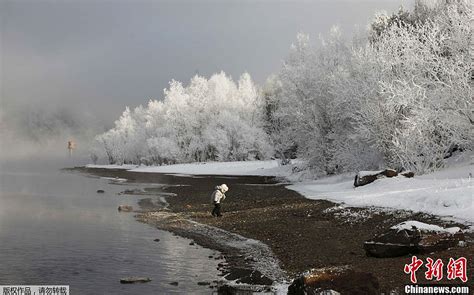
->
xmin=0 ymin=157 xmax=222 ymax=294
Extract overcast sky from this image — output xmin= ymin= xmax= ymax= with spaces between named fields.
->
xmin=1 ymin=0 xmax=412 ymax=127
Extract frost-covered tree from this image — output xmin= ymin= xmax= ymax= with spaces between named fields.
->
xmin=357 ymin=0 xmax=473 ymax=173
xmin=265 ymin=0 xmax=472 ymax=175
xmin=96 ymin=106 xmax=147 ymax=164
xmin=266 ymin=29 xmax=353 ymax=174
xmin=96 ymin=72 xmax=272 ymax=165
xmin=262 ymin=75 xmax=296 ymax=165
xmin=96 ymin=0 xmax=471 ymax=174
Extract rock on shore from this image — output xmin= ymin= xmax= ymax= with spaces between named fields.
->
xmin=288 ymin=266 xmax=379 ymax=295
xmin=118 ymin=205 xmax=133 ymax=212
xmin=364 ymin=221 xmax=464 ymax=258
xmin=120 ymin=277 xmax=151 ymax=284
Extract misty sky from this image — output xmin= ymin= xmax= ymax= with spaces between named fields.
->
xmin=1 ymin=0 xmax=412 ymax=127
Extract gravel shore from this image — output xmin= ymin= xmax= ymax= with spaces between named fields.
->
xmin=75 ymin=167 xmax=473 ymax=293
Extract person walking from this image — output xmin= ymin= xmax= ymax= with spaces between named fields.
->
xmin=211 ymin=184 xmax=228 ymax=217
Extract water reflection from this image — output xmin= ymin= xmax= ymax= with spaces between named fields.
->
xmin=0 ymin=158 xmax=222 ymax=294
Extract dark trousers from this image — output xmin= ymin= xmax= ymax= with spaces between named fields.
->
xmin=211 ymin=202 xmax=221 ymax=217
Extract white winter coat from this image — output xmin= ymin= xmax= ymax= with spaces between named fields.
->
xmin=211 ymin=186 xmax=226 ymax=204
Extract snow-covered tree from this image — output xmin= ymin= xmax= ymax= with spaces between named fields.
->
xmin=96 ymin=72 xmax=272 ymax=165
xmin=357 ymin=0 xmax=473 ymax=173
xmin=96 ymin=0 xmax=471 ymax=175
xmin=266 ymin=29 xmax=354 ymax=174
xmin=265 ymin=0 xmax=472 ymax=175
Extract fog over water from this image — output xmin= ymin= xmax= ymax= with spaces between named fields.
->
xmin=0 ymin=156 xmax=226 ymax=294
xmin=1 ymin=0 xmax=412 ymax=160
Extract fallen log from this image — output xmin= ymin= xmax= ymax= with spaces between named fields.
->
xmin=354 ymin=169 xmax=414 ymax=187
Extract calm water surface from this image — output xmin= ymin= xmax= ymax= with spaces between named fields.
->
xmin=0 ymin=157 xmax=222 ymax=294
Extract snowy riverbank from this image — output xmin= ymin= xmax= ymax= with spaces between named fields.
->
xmin=80 ymin=165 xmax=473 ymax=292
xmin=86 ymin=152 xmax=473 ymax=224
xmin=88 ymin=160 xmax=288 ymax=176
xmin=289 ymin=162 xmax=473 ymax=224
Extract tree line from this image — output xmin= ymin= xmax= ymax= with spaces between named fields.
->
xmin=93 ymin=0 xmax=472 ymax=175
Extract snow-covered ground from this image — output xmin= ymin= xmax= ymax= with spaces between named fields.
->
xmin=86 ymin=153 xmax=473 ymax=224
xmin=86 ymin=164 xmax=139 ymax=170
xmin=391 ymin=220 xmax=461 ymax=234
xmin=289 ymin=156 xmax=473 ymax=224
xmin=128 ymin=160 xmax=290 ymax=176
